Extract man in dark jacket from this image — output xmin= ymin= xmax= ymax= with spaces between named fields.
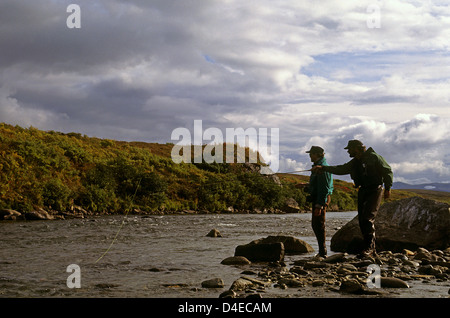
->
xmin=312 ymin=140 xmax=393 ymax=257
xmin=305 ymin=146 xmax=334 ymax=257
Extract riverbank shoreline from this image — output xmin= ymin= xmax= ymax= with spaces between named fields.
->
xmin=2 ymin=206 xmax=351 ymax=221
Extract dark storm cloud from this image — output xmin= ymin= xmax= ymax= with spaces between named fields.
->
xmin=1 ymin=0 xmax=450 ymax=183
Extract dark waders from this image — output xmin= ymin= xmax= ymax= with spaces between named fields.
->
xmin=311 ymin=195 xmax=331 ymax=257
xmin=357 ymin=185 xmax=383 ymax=253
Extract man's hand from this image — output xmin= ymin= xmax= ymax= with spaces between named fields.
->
xmin=384 ymin=189 xmax=391 ymax=199
xmin=311 ymin=165 xmax=323 ymax=173
xmin=313 ymin=204 xmax=326 ymax=217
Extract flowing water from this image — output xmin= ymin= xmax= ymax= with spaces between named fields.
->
xmin=0 ymin=212 xmax=448 ymax=298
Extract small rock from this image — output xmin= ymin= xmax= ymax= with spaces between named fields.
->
xmin=25 ymin=209 xmax=54 ymax=220
xmin=312 ymin=280 xmax=325 ymax=287
xmin=414 ymin=252 xmax=431 ymax=261
xmin=403 ymin=249 xmax=415 ymax=256
xmin=206 ymin=229 xmax=222 ymax=237
xmin=402 ymin=259 xmax=420 ymax=267
xmin=432 ymin=250 xmax=444 ymax=257
xmin=201 ymin=278 xmax=224 ymax=288
xmin=290 ymin=267 xmax=309 ymax=276
xmin=336 ymin=264 xmax=358 ymax=274
xmin=0 ymin=209 xmax=24 ymax=221
xmin=277 ymin=278 xmax=304 ymax=288
xmin=230 ymin=278 xmax=255 ymax=291
xmin=429 ymin=267 xmax=443 ymax=276
xmin=221 ymin=256 xmax=251 ymax=265
xmin=219 ymin=290 xmax=236 ymax=298
xmin=339 ymin=279 xmax=364 ymax=294
xmin=324 ymin=253 xmax=347 ymax=263
xmin=418 ymin=247 xmax=430 ymax=254
xmin=418 ymin=265 xmax=434 ymax=275
xmin=394 ymin=253 xmax=408 ymax=261
xmin=380 ymin=277 xmax=409 ymax=288
xmin=240 ymin=276 xmax=270 ymax=287
xmin=353 ymin=260 xmax=374 ymax=268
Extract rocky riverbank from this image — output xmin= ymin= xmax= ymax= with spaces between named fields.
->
xmin=0 ymin=205 xmax=308 ymax=221
xmin=211 ymin=197 xmax=450 ymax=298
xmin=215 ymin=246 xmax=450 ymax=298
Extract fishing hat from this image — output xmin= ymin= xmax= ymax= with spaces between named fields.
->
xmin=306 ymin=146 xmax=324 ymax=155
xmin=344 ymin=140 xmax=364 ymax=149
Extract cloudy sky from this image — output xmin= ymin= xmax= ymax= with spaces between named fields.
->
xmin=1 ymin=0 xmax=450 ymax=184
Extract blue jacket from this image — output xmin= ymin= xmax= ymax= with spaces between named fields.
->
xmin=309 ymin=157 xmax=333 ymax=206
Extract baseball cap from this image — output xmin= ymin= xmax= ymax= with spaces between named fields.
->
xmin=306 ymin=146 xmax=324 ymax=154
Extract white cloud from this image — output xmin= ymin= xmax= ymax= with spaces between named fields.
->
xmin=0 ymin=86 xmax=67 ymax=128
xmin=1 ymin=0 xmax=449 ymax=183
xmin=391 ymin=160 xmax=450 ymax=178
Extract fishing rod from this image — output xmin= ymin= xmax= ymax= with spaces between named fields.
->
xmin=95 ymin=177 xmax=142 ymax=264
xmin=191 ymin=168 xmax=312 ymax=187
xmin=273 ymin=169 xmax=312 ymax=175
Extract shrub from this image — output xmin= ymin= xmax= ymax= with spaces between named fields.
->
xmin=42 ymin=178 xmax=71 ymax=211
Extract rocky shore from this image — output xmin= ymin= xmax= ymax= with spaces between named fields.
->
xmin=204 ymin=197 xmax=450 ymax=298
xmin=214 ymin=246 xmax=450 ymax=298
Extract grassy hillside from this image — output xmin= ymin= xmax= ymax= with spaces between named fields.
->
xmin=0 ymin=123 xmax=447 ymax=216
xmin=391 ymin=188 xmax=450 ymax=204
xmin=0 ymin=123 xmax=290 ymax=214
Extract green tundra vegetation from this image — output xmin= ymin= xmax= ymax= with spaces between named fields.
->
xmin=0 ymin=123 xmax=444 ymax=215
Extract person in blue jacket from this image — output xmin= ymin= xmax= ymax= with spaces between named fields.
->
xmin=305 ymin=146 xmax=334 ymax=257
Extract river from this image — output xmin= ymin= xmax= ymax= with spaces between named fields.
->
xmin=0 ymin=212 xmax=448 ymax=298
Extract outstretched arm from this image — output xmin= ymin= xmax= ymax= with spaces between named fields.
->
xmin=313 ymin=161 xmax=353 ymax=176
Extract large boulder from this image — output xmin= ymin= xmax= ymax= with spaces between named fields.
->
xmin=331 ymin=197 xmax=450 ymax=253
xmin=234 ymin=235 xmax=314 ymax=262
xmin=235 ymin=242 xmax=284 ymax=262
xmin=251 ymin=235 xmax=314 ymax=254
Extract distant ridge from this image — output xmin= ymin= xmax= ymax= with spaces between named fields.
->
xmin=393 ymin=182 xmax=450 ymax=193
